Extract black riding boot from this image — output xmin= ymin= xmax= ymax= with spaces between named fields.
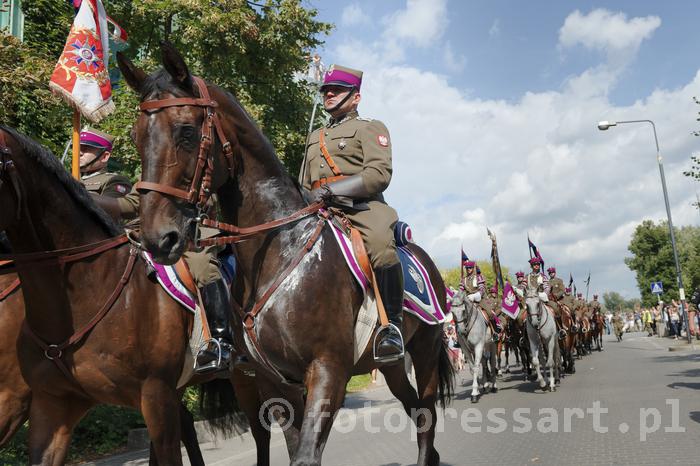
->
xmin=374 ymin=262 xmax=405 ymax=363
xmin=195 ymin=280 xmax=233 ymax=374
xmin=491 ymin=316 xmax=503 ymax=342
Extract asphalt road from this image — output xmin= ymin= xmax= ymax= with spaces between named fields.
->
xmin=85 ymin=332 xmax=700 ymax=466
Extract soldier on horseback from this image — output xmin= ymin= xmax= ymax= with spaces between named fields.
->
xmin=461 ymin=260 xmax=486 ymax=302
xmin=481 ymin=285 xmax=504 ymax=342
xmin=82 ymin=130 xmax=234 ymax=374
xmin=301 ymin=65 xmax=404 ymax=361
xmin=515 ymin=257 xmax=550 ymax=301
xmin=547 ymin=266 xmax=568 ymax=338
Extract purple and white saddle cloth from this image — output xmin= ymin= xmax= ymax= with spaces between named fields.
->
xmin=328 ymin=222 xmax=448 ymax=326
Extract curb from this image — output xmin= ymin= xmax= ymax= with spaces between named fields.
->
xmin=127 ymin=419 xmax=248 ymax=451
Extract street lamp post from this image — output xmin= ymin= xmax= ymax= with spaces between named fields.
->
xmin=598 ymin=119 xmax=692 ymax=344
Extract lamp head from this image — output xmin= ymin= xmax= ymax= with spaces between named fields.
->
xmin=597 ymin=121 xmax=617 ymax=131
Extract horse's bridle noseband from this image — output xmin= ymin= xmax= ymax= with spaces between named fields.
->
xmin=134 ymin=76 xmax=237 ymax=210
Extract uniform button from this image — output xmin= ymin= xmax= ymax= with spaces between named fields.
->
xmin=324 ymin=132 xmax=328 ymax=136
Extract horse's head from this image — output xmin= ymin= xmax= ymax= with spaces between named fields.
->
xmin=117 ymin=42 xmax=234 ymax=264
xmin=448 ymin=289 xmax=474 ymax=339
xmin=524 ymin=290 xmax=542 ymax=327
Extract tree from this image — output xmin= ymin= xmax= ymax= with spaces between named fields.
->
xmin=2 ymin=0 xmax=331 ymax=178
xmin=441 ymin=261 xmax=511 ymax=290
xmin=625 ymin=220 xmax=700 ymax=306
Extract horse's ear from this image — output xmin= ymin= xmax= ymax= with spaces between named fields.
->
xmin=160 ymin=40 xmax=193 ymax=93
xmin=116 ymin=52 xmax=146 ymax=93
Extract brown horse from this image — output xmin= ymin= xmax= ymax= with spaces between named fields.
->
xmin=557 ymin=305 xmax=576 ymax=374
xmin=0 ymin=126 xmax=248 ymax=465
xmin=118 ymin=42 xmax=454 ymax=466
xmin=592 ymin=312 xmax=605 ymax=351
xmin=0 ymin=260 xmax=29 ymax=447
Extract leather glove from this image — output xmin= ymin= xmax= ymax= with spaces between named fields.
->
xmin=538 ymin=292 xmax=549 ymax=302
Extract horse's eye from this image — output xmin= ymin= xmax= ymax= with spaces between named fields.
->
xmin=180 ymin=126 xmax=196 ymax=140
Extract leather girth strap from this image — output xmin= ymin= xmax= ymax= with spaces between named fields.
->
xmin=349 ymin=227 xmax=390 ymax=327
xmin=21 ymin=246 xmax=138 ymax=397
xmin=0 ymin=277 xmax=20 ymax=300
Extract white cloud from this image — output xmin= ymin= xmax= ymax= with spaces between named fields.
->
xmin=341 ymin=4 xmax=370 ymax=27
xmin=489 ymin=19 xmax=501 ymax=38
xmin=559 ymin=9 xmax=661 ymax=64
xmin=383 ymin=0 xmax=448 ymax=48
xmin=330 ymin=10 xmax=694 ymax=298
xmin=442 ymin=41 xmax=466 ymax=73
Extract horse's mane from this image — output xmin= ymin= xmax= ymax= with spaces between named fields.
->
xmin=0 ymin=126 xmax=122 ymax=237
xmin=0 ymin=231 xmax=11 ymax=253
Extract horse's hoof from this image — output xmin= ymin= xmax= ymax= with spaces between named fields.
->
xmin=550 ymin=386 xmax=556 ymax=392
xmin=492 ymin=387 xmax=498 ymax=394
xmin=471 ymin=395 xmax=479 ymax=403
xmin=505 ymin=368 xmax=511 ymax=374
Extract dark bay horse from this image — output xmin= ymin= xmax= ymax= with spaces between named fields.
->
xmin=118 ymin=42 xmax=454 ymax=466
xmin=0 ymin=126 xmax=247 ymax=465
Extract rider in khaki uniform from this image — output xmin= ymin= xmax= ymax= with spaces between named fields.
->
xmin=546 ymin=267 xmax=565 ymax=317
xmin=79 ymin=129 xmax=131 ymax=197
xmin=481 ymin=286 xmax=503 ymax=341
xmin=590 ymin=295 xmax=602 ymax=317
xmin=82 ymin=129 xmax=233 ymax=374
xmin=301 ymin=65 xmax=403 ymax=360
xmin=561 ymin=287 xmax=576 ymax=313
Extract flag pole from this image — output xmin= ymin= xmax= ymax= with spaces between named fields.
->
xmin=586 ymin=271 xmax=590 ymax=302
xmin=71 ymin=110 xmax=81 ymax=179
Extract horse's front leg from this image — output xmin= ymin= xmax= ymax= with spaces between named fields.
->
xmin=27 ymin=392 xmax=92 ymax=466
xmin=140 ymin=378 xmax=183 ymax=466
xmin=291 ymin=358 xmax=349 ymax=466
xmin=529 ymin=333 xmax=545 ymax=390
xmin=470 ymin=343 xmax=483 ymax=403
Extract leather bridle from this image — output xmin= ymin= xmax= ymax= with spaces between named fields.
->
xmin=134 ymin=76 xmax=237 ymax=209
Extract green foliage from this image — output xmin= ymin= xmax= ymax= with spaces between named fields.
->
xmin=602 ymin=291 xmax=640 ymax=312
xmin=0 ymin=405 xmax=144 ymax=465
xmin=0 ymin=32 xmax=72 ymax=154
xmin=441 ymin=261 xmax=511 ymax=290
xmin=108 ymin=0 xmax=332 ymax=177
xmin=4 ymin=0 xmax=331 ymax=179
xmin=625 ymin=220 xmax=700 ymax=306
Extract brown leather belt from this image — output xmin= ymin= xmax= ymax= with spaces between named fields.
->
xmin=311 ymin=175 xmax=347 ymax=190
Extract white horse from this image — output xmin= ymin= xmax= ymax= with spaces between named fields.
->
xmin=450 ymin=289 xmax=497 ymax=403
xmin=524 ymin=291 xmax=559 ymax=392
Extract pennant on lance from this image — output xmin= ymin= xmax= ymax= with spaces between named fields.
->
xmin=501 ymin=282 xmax=520 ymax=319
xmin=49 ymin=0 xmax=116 ymax=123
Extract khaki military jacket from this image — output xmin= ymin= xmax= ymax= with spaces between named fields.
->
xmin=301 ymin=110 xmax=392 ymax=197
xmin=81 ymin=169 xmax=132 ymax=198
xmin=549 ymin=277 xmax=565 ymax=301
xmin=560 ymin=294 xmax=575 ymax=312
xmin=481 ymin=294 xmax=501 ymax=316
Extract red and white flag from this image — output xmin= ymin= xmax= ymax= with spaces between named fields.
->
xmin=49 ymin=0 xmax=115 ymax=123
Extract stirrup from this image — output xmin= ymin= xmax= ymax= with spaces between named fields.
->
xmin=373 ymin=323 xmax=405 ymax=363
xmin=194 ymin=338 xmax=226 ymax=374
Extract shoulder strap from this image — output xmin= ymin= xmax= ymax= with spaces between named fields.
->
xmin=318 ymin=131 xmax=343 ymax=177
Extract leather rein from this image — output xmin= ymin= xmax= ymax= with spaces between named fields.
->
xmin=135 ymin=76 xmax=328 ymax=381
xmin=1 ymin=127 xmax=139 ymax=393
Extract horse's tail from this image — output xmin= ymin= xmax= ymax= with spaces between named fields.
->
xmin=197 ymin=379 xmax=248 ymax=437
xmin=437 ymin=337 xmax=455 ymax=409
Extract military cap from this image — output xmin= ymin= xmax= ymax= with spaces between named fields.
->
xmin=80 ymin=128 xmax=114 ymax=151
xmin=321 ymin=64 xmax=363 ymax=91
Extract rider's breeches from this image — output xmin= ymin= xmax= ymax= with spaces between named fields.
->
xmin=184 ymin=246 xmax=222 ymax=287
xmin=344 ymin=200 xmax=400 ymax=269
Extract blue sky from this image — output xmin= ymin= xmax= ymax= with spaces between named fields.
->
xmin=306 ymin=0 xmax=700 ymax=298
